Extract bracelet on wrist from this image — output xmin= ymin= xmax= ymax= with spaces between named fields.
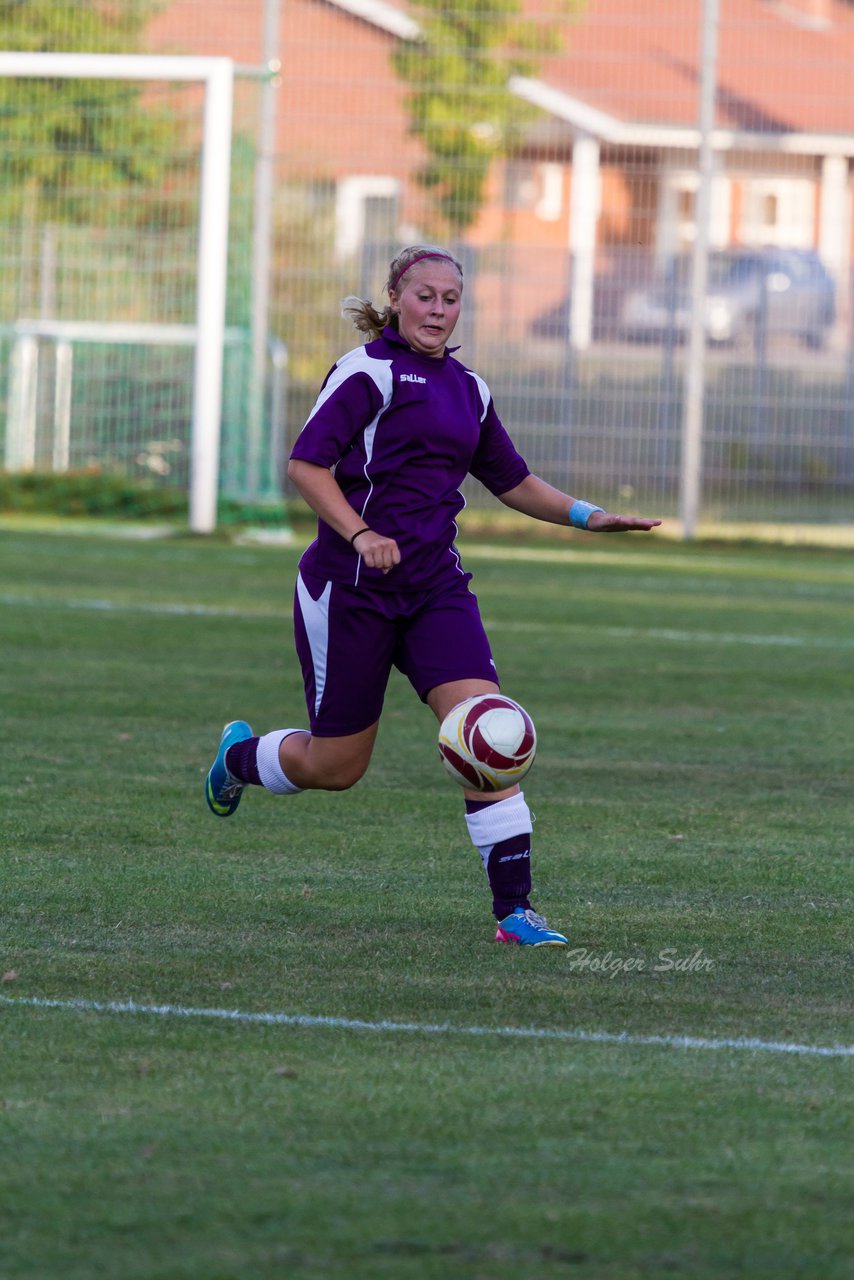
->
xmin=349 ymin=527 xmax=371 ymax=545
xmin=569 ymin=500 xmax=605 ymax=530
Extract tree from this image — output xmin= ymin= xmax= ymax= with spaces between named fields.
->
xmin=393 ymin=0 xmax=581 ymax=233
xmin=0 ymin=1 xmax=190 ymax=227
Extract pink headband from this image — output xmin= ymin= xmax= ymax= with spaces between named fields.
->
xmin=388 ymin=252 xmax=457 ymax=294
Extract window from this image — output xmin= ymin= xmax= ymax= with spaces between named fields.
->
xmin=740 ymin=178 xmax=814 ymax=248
xmin=334 ymin=176 xmax=400 ymax=259
xmin=505 ymin=160 xmax=564 ymax=221
xmin=659 ymin=171 xmax=730 ymax=258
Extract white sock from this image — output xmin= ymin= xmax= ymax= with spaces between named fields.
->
xmin=464 ymin=791 xmax=532 ymax=869
xmin=256 ymin=729 xmax=305 ymax=795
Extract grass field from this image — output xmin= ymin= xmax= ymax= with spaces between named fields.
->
xmin=0 ymin=522 xmax=851 ymax=1279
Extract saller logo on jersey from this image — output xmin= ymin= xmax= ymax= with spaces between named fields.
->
xmin=400 ymin=373 xmax=427 ymax=384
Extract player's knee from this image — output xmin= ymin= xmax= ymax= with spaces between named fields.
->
xmin=321 ymin=755 xmax=370 ymax=791
xmin=302 ymin=725 xmax=377 ymax=791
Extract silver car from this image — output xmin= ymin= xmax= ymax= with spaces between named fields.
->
xmin=620 ymin=248 xmax=836 ymax=349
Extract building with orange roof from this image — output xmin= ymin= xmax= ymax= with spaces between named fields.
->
xmin=144 ymin=0 xmax=854 ymax=347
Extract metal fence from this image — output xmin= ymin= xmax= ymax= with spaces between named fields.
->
xmin=1 ymin=0 xmax=853 ymax=531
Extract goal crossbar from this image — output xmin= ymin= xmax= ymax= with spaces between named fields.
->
xmin=0 ymin=52 xmax=235 ymax=533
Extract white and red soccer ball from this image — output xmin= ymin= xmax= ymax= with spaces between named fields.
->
xmin=437 ymin=694 xmax=537 ymax=792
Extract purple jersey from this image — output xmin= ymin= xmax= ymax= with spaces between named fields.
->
xmin=289 ymin=326 xmax=530 ymax=590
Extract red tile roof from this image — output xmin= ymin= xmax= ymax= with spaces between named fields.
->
xmin=337 ymin=0 xmax=854 ymax=137
xmin=146 ymin=0 xmax=854 ymax=153
xmin=531 ymin=0 xmax=854 ymax=135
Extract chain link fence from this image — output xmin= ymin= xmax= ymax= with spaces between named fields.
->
xmin=2 ymin=1 xmax=853 ymax=531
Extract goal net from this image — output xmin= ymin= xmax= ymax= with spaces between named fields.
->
xmin=0 ymin=52 xmax=284 ymax=531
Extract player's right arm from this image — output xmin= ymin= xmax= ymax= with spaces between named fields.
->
xmin=286 ymin=459 xmax=401 ymax=573
xmin=289 ymin=353 xmax=400 ymax=573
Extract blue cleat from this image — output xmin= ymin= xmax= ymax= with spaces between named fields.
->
xmin=205 ymin=720 xmax=253 ymax=817
xmin=495 ymin=908 xmax=568 ymax=947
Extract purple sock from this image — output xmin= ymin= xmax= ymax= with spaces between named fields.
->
xmin=485 ymin=832 xmax=533 ymax=920
xmin=225 ymin=737 xmax=262 ymax=786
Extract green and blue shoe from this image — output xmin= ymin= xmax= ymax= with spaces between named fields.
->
xmin=205 ymin=720 xmax=253 ymax=817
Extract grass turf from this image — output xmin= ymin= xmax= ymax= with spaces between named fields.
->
xmin=0 ymin=525 xmax=851 ymax=1278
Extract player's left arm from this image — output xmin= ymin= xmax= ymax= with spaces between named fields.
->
xmin=497 ymin=473 xmax=661 ymax=533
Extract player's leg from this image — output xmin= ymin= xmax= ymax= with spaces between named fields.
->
xmin=426 ymin=677 xmax=517 ymax=803
xmin=428 ymin=679 xmax=566 ymax=946
xmin=400 ymin=583 xmax=567 ymax=946
xmin=276 ymin=722 xmax=379 ymax=791
xmin=206 ymin=720 xmax=379 ymax=816
xmin=205 ymin=572 xmax=393 ymax=814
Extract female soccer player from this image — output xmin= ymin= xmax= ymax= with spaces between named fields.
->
xmin=206 ymin=244 xmax=660 ymax=946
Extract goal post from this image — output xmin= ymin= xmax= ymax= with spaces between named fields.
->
xmin=0 ymin=52 xmax=234 ymax=533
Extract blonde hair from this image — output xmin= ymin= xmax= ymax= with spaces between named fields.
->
xmin=341 ymin=243 xmax=463 ymax=341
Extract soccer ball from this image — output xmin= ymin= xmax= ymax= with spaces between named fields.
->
xmin=437 ymin=694 xmax=537 ymax=792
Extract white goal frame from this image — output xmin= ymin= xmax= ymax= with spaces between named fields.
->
xmin=0 ymin=52 xmax=234 ymax=533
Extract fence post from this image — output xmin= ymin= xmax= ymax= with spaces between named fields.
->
xmin=680 ymin=0 xmax=720 ymax=539
xmin=247 ymin=0 xmax=281 ymax=505
xmin=52 ymin=339 xmax=73 ymax=472
xmin=568 ymin=134 xmax=600 ymax=352
xmin=6 ymin=334 xmax=39 ymax=470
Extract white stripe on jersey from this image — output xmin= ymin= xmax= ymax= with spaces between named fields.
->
xmin=303 ymin=345 xmax=393 ymax=427
xmin=355 ymin=409 xmax=382 ymax=587
xmin=466 ymin=369 xmax=491 ymax=422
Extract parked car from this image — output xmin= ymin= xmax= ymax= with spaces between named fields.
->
xmin=530 ymin=250 xmax=650 ymax=343
xmin=619 ymin=248 xmax=836 ymax=348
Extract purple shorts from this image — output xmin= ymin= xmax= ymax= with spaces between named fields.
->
xmin=293 ymin=569 xmax=498 ymax=737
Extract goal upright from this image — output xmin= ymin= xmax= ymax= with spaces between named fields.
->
xmin=0 ymin=52 xmax=235 ymax=533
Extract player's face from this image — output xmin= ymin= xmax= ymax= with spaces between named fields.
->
xmin=392 ymin=262 xmax=462 ymax=358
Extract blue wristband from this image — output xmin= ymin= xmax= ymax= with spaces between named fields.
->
xmin=569 ymin=500 xmax=605 ymax=530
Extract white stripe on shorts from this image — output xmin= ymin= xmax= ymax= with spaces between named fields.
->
xmin=296 ymin=573 xmax=333 ymax=716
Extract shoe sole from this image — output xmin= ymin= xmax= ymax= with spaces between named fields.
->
xmin=205 ymin=775 xmax=239 ymax=817
xmin=496 ymin=927 xmax=567 ymax=947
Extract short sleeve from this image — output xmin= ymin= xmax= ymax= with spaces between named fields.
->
xmin=290 ymin=349 xmax=392 ymax=469
xmin=468 ymin=391 xmax=530 ymax=497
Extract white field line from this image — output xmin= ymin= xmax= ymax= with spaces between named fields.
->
xmin=0 ymin=592 xmax=289 ymax=621
xmin=0 ymin=994 xmax=851 ymax=1058
xmin=491 ymin=622 xmax=854 ymax=650
xmin=461 ymin=542 xmax=854 ymax=580
xmin=1 ymin=592 xmax=852 ymax=650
